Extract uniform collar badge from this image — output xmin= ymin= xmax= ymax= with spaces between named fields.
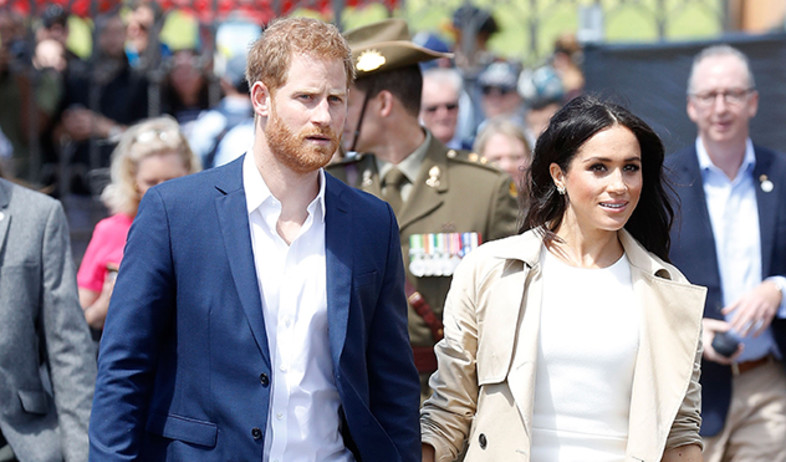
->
xmin=426 ymin=165 xmax=441 ymax=188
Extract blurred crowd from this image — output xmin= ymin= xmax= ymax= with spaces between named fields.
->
xmin=0 ymin=3 xmax=581 ymax=195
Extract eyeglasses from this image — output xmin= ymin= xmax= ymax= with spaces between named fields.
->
xmin=482 ymin=86 xmax=516 ymax=96
xmin=423 ymin=102 xmax=459 ymax=113
xmin=690 ymin=88 xmax=754 ymax=107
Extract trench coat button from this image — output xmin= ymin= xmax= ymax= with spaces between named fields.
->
xmin=259 ymin=373 xmax=269 ymax=387
xmin=478 ymin=433 xmax=487 ymax=449
xmin=251 ymin=427 xmax=263 ymax=439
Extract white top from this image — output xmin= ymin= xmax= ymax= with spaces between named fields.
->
xmin=243 ymin=153 xmax=353 ymax=462
xmin=530 ymin=248 xmax=640 ymax=461
xmin=696 ymin=137 xmax=784 ymax=361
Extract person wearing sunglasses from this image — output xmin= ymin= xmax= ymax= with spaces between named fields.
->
xmin=420 ymin=67 xmax=462 ymax=149
xmin=476 ymin=60 xmax=527 ymax=142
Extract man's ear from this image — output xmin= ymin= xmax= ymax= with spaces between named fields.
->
xmin=686 ymin=97 xmax=698 ymax=124
xmin=377 ymin=90 xmax=395 ymax=118
xmin=251 ymin=81 xmax=271 ymax=117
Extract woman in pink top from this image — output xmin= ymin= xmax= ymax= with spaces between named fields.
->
xmin=78 ymin=116 xmax=201 ymax=332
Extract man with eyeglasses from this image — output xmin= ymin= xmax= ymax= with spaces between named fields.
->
xmin=667 ymin=44 xmax=786 ymax=461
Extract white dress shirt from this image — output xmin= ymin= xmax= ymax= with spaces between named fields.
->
xmin=243 ymin=153 xmax=354 ymax=462
xmin=696 ymin=138 xmax=785 ymax=361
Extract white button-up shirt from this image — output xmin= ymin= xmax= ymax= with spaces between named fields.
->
xmin=697 ymin=138 xmax=785 ymax=361
xmin=243 ymin=153 xmax=354 ymax=461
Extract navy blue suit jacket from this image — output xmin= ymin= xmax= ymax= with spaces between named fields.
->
xmin=667 ymin=144 xmax=786 ymax=437
xmin=89 ymin=156 xmax=421 ymax=460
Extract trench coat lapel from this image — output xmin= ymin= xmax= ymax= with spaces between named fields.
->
xmin=490 ymin=232 xmax=544 ymax=442
xmin=505 ymin=265 xmax=542 ymax=442
xmin=623 ymin=232 xmax=705 ymax=461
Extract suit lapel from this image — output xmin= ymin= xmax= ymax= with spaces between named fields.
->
xmin=0 ymin=180 xmax=11 ymax=258
xmin=214 ymin=158 xmax=271 ymax=368
xmin=753 ymin=147 xmax=776 ymax=275
xmin=676 ymin=151 xmax=723 ymax=318
xmin=397 ymin=138 xmax=448 ymax=232
xmin=325 ymin=175 xmax=351 ymax=366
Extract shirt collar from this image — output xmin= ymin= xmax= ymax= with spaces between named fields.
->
xmin=243 ymin=152 xmax=327 ymax=223
xmin=695 ymin=137 xmax=756 ymax=177
xmin=376 ymin=129 xmax=431 ymax=182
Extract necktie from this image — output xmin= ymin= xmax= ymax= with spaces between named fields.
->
xmin=382 ymin=167 xmax=406 ymax=215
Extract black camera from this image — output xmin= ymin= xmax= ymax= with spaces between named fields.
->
xmin=711 ymin=331 xmax=740 ymax=358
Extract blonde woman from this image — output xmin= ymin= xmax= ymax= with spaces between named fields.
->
xmin=77 ymin=116 xmax=200 ymax=332
xmin=474 ymin=116 xmax=532 ymax=186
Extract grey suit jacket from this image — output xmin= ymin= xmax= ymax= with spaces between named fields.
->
xmin=0 ymin=178 xmax=95 ymax=461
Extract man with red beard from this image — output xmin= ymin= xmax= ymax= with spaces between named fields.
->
xmin=89 ymin=18 xmax=420 ymax=461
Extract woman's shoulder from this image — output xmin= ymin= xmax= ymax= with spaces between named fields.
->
xmin=457 ymin=230 xmax=541 ymax=273
xmin=92 ymin=213 xmax=133 ymax=241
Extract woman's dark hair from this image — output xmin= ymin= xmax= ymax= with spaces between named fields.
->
xmin=522 ymin=94 xmax=674 ymax=260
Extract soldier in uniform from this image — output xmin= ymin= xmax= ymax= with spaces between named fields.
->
xmin=327 ymin=19 xmax=519 ymax=400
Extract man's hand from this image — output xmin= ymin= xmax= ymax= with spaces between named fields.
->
xmin=702 ymin=318 xmax=743 ymax=365
xmin=721 ymin=281 xmax=782 ymax=338
xmin=422 ymin=443 xmax=435 ymax=462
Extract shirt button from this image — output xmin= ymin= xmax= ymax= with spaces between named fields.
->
xmin=279 ymin=364 xmax=287 ymax=372
xmin=276 ymin=412 xmax=283 ymax=420
xmin=259 ymin=373 xmax=269 ymax=387
xmin=251 ymin=427 xmax=262 ymax=440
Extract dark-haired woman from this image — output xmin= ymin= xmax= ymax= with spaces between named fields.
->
xmin=421 ymin=95 xmax=705 ymax=462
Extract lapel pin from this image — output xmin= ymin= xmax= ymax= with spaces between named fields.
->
xmin=362 ymin=169 xmax=373 ymax=187
xmin=760 ymin=174 xmax=774 ymax=193
xmin=426 ymin=166 xmax=440 ymax=188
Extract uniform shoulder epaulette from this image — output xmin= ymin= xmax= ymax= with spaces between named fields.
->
xmin=445 ymin=148 xmax=504 ymax=174
xmin=329 ymin=152 xmax=369 ymax=167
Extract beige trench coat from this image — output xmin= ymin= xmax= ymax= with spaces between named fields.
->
xmin=421 ymin=229 xmax=706 ymax=462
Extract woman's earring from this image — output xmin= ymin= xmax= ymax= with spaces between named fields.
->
xmin=556 ymin=184 xmax=566 ymax=195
